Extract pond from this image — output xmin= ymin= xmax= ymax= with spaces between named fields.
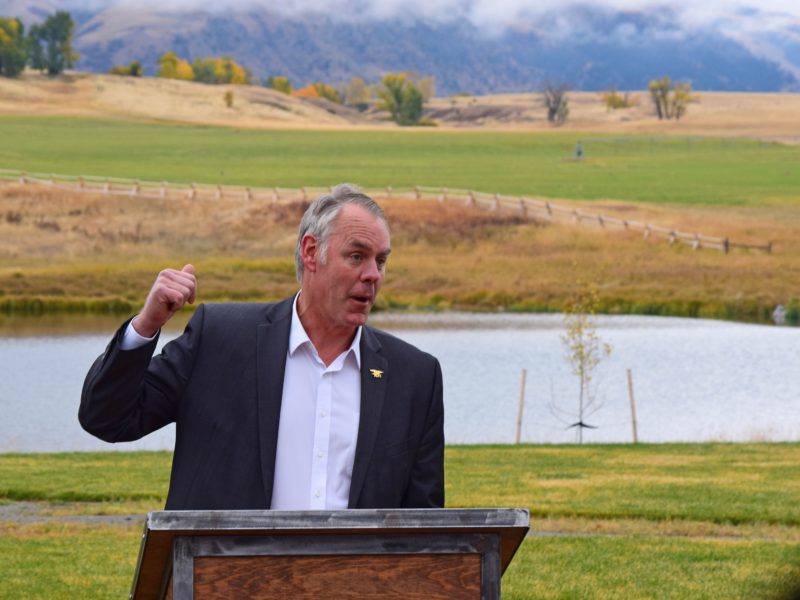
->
xmin=0 ymin=313 xmax=797 ymax=452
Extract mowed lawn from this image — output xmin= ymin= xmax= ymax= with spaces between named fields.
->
xmin=0 ymin=444 xmax=799 ymax=599
xmin=1 ymin=116 xmax=798 ymax=205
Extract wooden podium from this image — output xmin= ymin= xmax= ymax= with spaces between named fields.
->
xmin=130 ymin=508 xmax=529 ymax=600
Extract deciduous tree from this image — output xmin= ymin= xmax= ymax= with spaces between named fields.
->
xmin=379 ymin=73 xmax=424 ymax=126
xmin=27 ymin=11 xmax=77 ymax=76
xmin=265 ymin=75 xmax=292 ymax=94
xmin=543 ymin=83 xmax=570 ymax=125
xmin=0 ymin=17 xmax=27 ymax=77
xmin=192 ymin=56 xmax=249 ymax=85
xmin=648 ymin=76 xmax=696 ymax=120
xmin=553 ymin=287 xmax=612 ymax=444
xmin=342 ymin=77 xmax=371 ymax=109
xmin=109 ymin=60 xmax=142 ymax=77
xmin=156 ymin=52 xmax=194 ymax=81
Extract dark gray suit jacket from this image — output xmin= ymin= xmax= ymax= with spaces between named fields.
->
xmin=79 ymin=298 xmax=444 ymax=510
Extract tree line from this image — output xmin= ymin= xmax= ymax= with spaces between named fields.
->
xmin=148 ymin=50 xmax=434 ymax=126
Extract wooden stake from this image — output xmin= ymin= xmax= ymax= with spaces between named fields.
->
xmin=516 ymin=368 xmax=527 ymax=444
xmin=627 ymin=368 xmax=638 ymax=444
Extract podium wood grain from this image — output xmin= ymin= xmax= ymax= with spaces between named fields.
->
xmin=190 ymin=554 xmax=481 ymax=599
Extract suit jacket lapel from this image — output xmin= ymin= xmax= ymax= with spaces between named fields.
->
xmin=348 ymin=326 xmax=387 ymax=507
xmin=256 ymin=297 xmax=294 ymax=508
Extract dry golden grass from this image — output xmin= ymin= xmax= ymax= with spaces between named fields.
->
xmin=2 ymin=72 xmax=800 ymax=142
xmin=1 ymin=183 xmax=797 ymax=319
xmin=430 ymin=91 xmax=800 ymax=143
xmin=0 ymin=72 xmax=382 ymax=130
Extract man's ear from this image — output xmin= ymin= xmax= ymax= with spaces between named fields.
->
xmin=300 ymin=233 xmax=320 ymax=273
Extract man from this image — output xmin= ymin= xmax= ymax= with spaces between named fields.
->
xmin=80 ymin=184 xmax=444 ymax=510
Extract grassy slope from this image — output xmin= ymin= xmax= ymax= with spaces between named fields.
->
xmin=1 ymin=445 xmax=799 ymax=599
xmin=2 ymin=185 xmax=799 ymax=322
xmin=1 ymin=116 xmax=799 ymax=205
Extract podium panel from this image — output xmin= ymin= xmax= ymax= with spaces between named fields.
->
xmin=132 ymin=509 xmax=529 ymax=600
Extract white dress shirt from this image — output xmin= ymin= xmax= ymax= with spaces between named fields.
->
xmin=120 ymin=298 xmax=363 ymax=510
xmin=271 ymin=296 xmax=362 ymax=509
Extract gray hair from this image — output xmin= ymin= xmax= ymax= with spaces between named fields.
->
xmin=295 ymin=184 xmax=387 ymax=281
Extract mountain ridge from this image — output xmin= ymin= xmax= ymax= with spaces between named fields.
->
xmin=2 ymin=1 xmax=799 ymax=94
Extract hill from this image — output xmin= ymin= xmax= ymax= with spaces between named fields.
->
xmin=1 ymin=72 xmax=799 ymax=143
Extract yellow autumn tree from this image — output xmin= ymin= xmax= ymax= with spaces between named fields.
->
xmin=157 ymin=52 xmax=193 ymax=81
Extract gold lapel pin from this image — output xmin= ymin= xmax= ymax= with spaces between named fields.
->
xmin=370 ymin=369 xmax=384 ymax=379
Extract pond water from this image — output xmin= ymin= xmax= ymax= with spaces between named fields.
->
xmin=0 ymin=313 xmax=797 ymax=452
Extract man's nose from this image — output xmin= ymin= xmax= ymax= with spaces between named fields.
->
xmin=361 ymin=259 xmax=381 ymax=282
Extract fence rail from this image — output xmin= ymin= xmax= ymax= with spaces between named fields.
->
xmin=0 ymin=168 xmax=772 ymax=254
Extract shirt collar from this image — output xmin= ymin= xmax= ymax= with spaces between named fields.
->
xmin=290 ymin=292 xmax=362 ymax=368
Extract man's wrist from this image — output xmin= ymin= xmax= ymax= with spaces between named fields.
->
xmin=131 ymin=315 xmax=159 ymax=339
xmin=121 ymin=317 xmax=158 ymax=351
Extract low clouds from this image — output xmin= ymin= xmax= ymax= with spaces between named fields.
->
xmin=25 ymin=0 xmax=800 ymax=32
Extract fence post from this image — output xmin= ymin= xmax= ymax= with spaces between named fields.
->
xmin=244 ymin=187 xmax=252 ymax=201
xmin=519 ymin=198 xmax=527 ymax=216
xmin=19 ymin=172 xmax=27 ymax=185
xmin=188 ymin=183 xmax=196 ymax=200
xmin=515 ymin=368 xmax=527 ymax=444
xmin=627 ymin=368 xmax=638 ymax=443
xmin=492 ymin=194 xmax=500 ymax=211
xmin=215 ymin=184 xmax=223 ymax=200
xmin=414 ymin=185 xmax=421 ymax=200
xmin=272 ymin=187 xmax=279 ymax=203
xmin=160 ymin=182 xmax=167 ymax=198
xmin=386 ymin=186 xmax=392 ymax=198
xmin=723 ymin=237 xmax=729 ymax=254
xmin=644 ymin=225 xmax=651 ymax=239
xmin=104 ymin=178 xmax=110 ymax=194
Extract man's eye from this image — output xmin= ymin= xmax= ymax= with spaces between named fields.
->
xmin=350 ymin=254 xmax=363 ymax=262
xmin=377 ymin=258 xmax=387 ymax=269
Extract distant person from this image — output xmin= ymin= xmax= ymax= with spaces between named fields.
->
xmin=80 ymin=184 xmax=444 ymax=510
xmin=772 ymin=304 xmax=786 ymax=326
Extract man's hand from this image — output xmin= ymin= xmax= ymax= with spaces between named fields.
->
xmin=131 ymin=264 xmax=197 ymax=337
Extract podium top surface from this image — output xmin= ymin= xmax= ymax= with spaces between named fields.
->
xmin=133 ymin=508 xmax=529 ymax=599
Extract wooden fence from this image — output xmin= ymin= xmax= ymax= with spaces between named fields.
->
xmin=0 ymin=168 xmax=772 ymax=254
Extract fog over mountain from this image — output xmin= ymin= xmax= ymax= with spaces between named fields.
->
xmin=3 ymin=0 xmax=799 ymax=93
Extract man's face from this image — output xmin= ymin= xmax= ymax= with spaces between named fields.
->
xmin=305 ymin=203 xmax=391 ymax=329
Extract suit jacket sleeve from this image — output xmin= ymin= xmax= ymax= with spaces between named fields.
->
xmin=403 ymin=357 xmax=445 ymax=508
xmin=79 ymin=307 xmax=205 ymax=442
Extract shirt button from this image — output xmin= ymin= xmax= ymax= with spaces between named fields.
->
xmin=315 ymin=490 xmax=321 ymax=497
xmin=320 ymin=411 xmax=327 ymax=418
xmin=317 ymin=452 xmax=324 ymax=458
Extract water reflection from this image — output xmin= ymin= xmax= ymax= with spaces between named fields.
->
xmin=0 ymin=312 xmax=797 ymax=451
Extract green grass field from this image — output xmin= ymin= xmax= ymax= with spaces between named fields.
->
xmin=1 ymin=116 xmax=798 ymax=205
xmin=1 ymin=444 xmax=799 ymax=598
